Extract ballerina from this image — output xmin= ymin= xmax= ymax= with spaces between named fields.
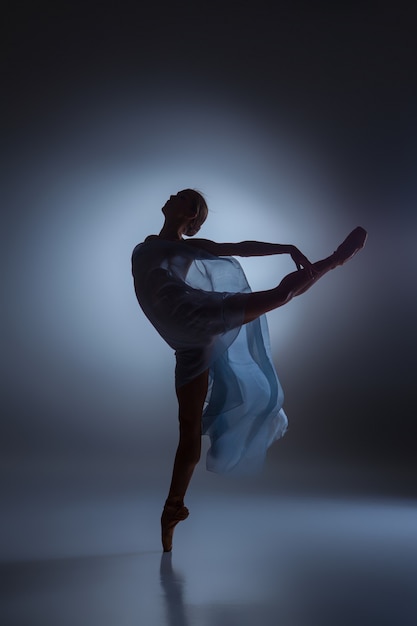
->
xmin=131 ymin=189 xmax=367 ymax=551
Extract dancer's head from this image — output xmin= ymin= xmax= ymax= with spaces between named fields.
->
xmin=182 ymin=189 xmax=208 ymax=236
xmin=163 ymin=189 xmax=208 ymax=236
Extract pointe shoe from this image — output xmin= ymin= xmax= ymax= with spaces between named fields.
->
xmin=333 ymin=226 xmax=367 ymax=266
xmin=161 ymin=502 xmax=189 ymax=552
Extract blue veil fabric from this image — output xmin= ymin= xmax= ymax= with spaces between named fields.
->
xmin=132 ymin=237 xmax=287 ymax=475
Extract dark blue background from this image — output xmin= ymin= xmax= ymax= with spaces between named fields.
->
xmin=3 ymin=1 xmax=416 ymax=499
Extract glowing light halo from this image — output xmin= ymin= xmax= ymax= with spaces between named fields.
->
xmin=45 ymin=170 xmax=306 ymax=369
xmin=10 ymin=92 xmax=344 ymax=423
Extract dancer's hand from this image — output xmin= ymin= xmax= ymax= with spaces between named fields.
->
xmin=289 ymin=246 xmax=316 ymax=276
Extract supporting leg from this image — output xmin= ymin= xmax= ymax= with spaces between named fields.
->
xmin=162 ymin=369 xmax=209 ymax=551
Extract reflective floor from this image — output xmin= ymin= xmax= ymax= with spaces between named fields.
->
xmin=2 ymin=492 xmax=417 ymax=626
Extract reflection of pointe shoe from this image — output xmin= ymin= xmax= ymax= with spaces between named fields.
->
xmin=333 ymin=227 xmax=368 ymax=266
xmin=161 ymin=502 xmax=189 ymax=552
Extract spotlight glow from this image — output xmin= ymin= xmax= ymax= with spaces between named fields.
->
xmin=6 ymin=90 xmax=358 ymax=442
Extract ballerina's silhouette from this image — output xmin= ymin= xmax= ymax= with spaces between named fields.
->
xmin=131 ymin=189 xmax=367 ymax=551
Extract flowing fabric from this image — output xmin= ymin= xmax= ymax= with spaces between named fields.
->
xmin=132 ymin=237 xmax=287 ymax=475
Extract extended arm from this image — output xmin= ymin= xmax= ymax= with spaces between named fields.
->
xmin=186 ymin=238 xmax=292 ymax=257
xmin=185 ymin=238 xmax=316 ymax=272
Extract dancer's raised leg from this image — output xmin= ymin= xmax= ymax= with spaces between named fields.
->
xmin=231 ymin=226 xmax=367 ymax=324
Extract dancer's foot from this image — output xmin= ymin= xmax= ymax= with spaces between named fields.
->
xmin=161 ymin=501 xmax=189 ymax=552
xmin=333 ymin=227 xmax=367 ymax=267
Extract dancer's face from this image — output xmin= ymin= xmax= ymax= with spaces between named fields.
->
xmin=162 ymin=191 xmax=198 ymax=219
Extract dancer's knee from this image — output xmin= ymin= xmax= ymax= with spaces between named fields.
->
xmin=187 ymin=446 xmax=201 ymax=467
xmin=178 ymin=432 xmax=201 ymax=466
xmin=178 ymin=416 xmax=201 ymax=463
xmin=274 ymin=286 xmax=294 ymax=306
